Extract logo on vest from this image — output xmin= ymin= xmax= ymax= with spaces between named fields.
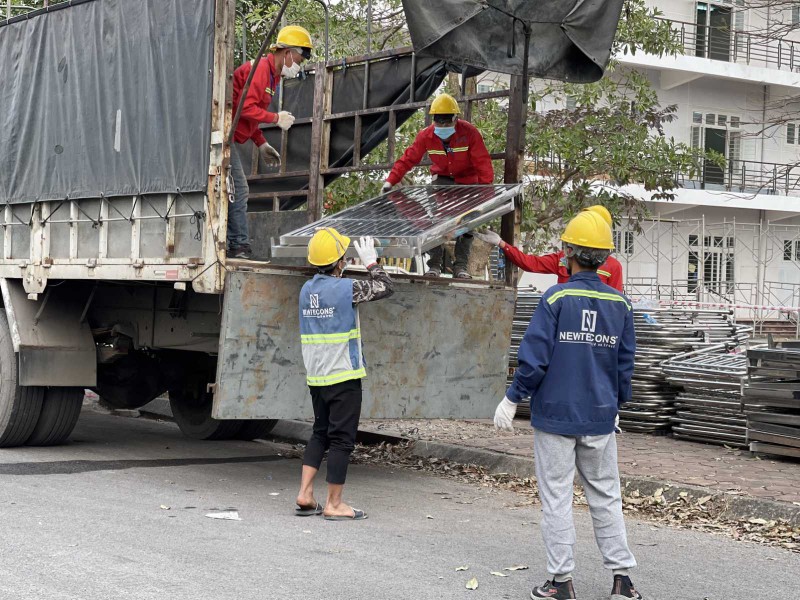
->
xmin=303 ymin=293 xmax=335 ymax=318
xmin=581 ymin=310 xmax=597 ymax=333
xmin=559 ymin=310 xmax=617 ymax=348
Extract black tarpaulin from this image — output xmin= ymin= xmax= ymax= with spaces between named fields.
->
xmin=240 ymin=55 xmax=448 ymax=211
xmin=0 ymin=0 xmax=215 ymax=204
xmin=402 ymin=0 xmax=624 ymax=83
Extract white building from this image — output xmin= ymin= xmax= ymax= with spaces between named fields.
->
xmin=488 ymin=0 xmax=800 ymax=327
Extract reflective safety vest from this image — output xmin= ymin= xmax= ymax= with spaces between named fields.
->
xmin=299 ymin=274 xmax=366 ymax=387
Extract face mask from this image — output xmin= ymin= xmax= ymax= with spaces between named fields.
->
xmin=282 ymin=61 xmax=302 ymax=79
xmin=434 ymin=126 xmax=456 ymax=140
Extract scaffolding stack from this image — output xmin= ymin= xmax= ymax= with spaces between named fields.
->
xmin=621 ymin=307 xmax=749 ymax=433
xmin=507 ymin=288 xmax=541 ymax=420
xmin=744 ymin=344 xmax=800 ymax=459
xmin=662 ymin=345 xmax=750 ymax=447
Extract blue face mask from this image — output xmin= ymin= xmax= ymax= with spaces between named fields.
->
xmin=434 ymin=126 xmax=456 ymax=140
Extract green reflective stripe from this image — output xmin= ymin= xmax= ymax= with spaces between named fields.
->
xmin=597 ymin=269 xmax=611 ymax=277
xmin=451 ymin=146 xmax=469 ymax=152
xmin=547 ymin=289 xmax=631 ymax=310
xmin=301 ymin=329 xmax=361 ymax=345
xmin=428 ymin=150 xmax=447 ymax=155
xmin=307 ymin=368 xmax=366 ymax=386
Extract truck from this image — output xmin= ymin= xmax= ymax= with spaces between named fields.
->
xmin=0 ymin=0 xmax=523 ymax=447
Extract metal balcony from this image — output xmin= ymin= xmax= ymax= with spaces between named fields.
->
xmin=657 ymin=17 xmax=800 ymax=73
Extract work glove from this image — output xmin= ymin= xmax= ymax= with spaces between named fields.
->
xmin=258 ymin=142 xmax=281 ymax=166
xmin=472 ymin=229 xmax=502 ymax=246
xmin=381 ymin=182 xmax=393 ymax=194
xmin=276 ymin=111 xmax=295 ymax=131
xmin=615 ymin=414 xmax=622 ymax=434
xmin=493 ymin=396 xmax=517 ymax=431
xmin=354 ymin=236 xmax=378 ymax=267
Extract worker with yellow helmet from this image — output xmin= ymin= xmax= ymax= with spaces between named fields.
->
xmin=295 ymin=228 xmax=394 ymax=521
xmin=382 ymin=93 xmax=494 ymax=278
xmin=474 ymin=205 xmax=624 ymax=291
xmin=228 ymin=25 xmax=314 ymax=259
xmin=493 ymin=212 xmax=643 ymax=600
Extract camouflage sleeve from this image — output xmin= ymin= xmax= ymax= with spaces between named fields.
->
xmin=352 ymin=264 xmax=395 ymax=305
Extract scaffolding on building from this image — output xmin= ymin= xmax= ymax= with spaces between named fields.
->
xmin=616 ymin=216 xmax=800 ymax=335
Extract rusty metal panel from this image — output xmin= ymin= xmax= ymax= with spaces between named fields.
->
xmin=213 ymin=269 xmax=515 ymax=420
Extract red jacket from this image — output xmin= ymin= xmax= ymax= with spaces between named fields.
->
xmin=232 ymin=54 xmax=280 ymax=147
xmin=387 ymin=120 xmax=494 ymax=186
xmin=502 ymin=246 xmax=624 ymax=291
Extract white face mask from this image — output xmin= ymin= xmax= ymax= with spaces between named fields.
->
xmin=281 ymin=61 xmax=302 ymax=79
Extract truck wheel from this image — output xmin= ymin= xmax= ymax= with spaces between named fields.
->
xmin=169 ymin=389 xmax=242 ymax=440
xmin=0 ymin=311 xmax=44 ymax=448
xmin=26 ymin=387 xmax=84 ymax=446
xmin=234 ymin=419 xmax=278 ymax=440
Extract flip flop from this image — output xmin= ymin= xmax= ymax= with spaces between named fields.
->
xmin=324 ymin=508 xmax=368 ymax=521
xmin=294 ymin=502 xmax=323 ymax=517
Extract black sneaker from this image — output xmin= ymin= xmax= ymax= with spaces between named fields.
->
xmin=228 ymin=245 xmax=253 ymax=259
xmin=611 ymin=575 xmax=642 ymax=600
xmin=530 ymin=579 xmax=576 ymax=599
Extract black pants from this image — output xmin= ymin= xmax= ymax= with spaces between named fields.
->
xmin=427 ymin=175 xmax=473 ymax=272
xmin=302 ymin=378 xmax=362 ymax=485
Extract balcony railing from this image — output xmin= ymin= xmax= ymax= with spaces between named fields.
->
xmin=656 ymin=17 xmax=800 ymax=73
xmin=682 ymin=158 xmax=800 ymax=197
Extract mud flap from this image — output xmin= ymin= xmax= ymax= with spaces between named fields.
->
xmin=213 ymin=269 xmax=515 ymax=420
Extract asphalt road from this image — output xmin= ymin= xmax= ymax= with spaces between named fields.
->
xmin=0 ymin=411 xmax=797 ymax=600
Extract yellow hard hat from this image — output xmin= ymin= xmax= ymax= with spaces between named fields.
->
xmin=561 ymin=211 xmax=615 ymax=250
xmin=307 ymin=227 xmax=351 ymax=266
xmin=272 ymin=25 xmax=313 ymax=56
xmin=582 ymin=205 xmax=613 ymax=228
xmin=429 ymin=93 xmax=461 ymax=115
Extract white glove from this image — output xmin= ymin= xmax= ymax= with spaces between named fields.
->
xmin=381 ymin=182 xmax=393 ymax=193
xmin=354 ymin=236 xmax=378 ymax=267
xmin=473 ymin=229 xmax=502 ymax=246
xmin=615 ymin=414 xmax=622 ymax=434
xmin=258 ymin=142 xmax=281 ymax=166
xmin=276 ymin=111 xmax=295 ymax=131
xmin=494 ymin=396 xmax=517 ymax=431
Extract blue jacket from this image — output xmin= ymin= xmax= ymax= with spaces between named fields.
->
xmin=506 ymin=272 xmax=635 ymax=436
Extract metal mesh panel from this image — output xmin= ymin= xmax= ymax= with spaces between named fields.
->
xmin=272 ymin=184 xmax=520 ymax=259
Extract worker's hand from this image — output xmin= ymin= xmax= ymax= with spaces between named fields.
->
xmin=258 ymin=142 xmax=281 ymax=166
xmin=473 ymin=229 xmax=502 ymax=246
xmin=493 ymin=396 xmax=517 ymax=431
xmin=354 ymin=236 xmax=378 ymax=267
xmin=276 ymin=111 xmax=295 ymax=131
xmin=381 ymin=182 xmax=393 ymax=194
xmin=614 ymin=414 xmax=622 ymax=434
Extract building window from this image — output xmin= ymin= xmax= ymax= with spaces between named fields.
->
xmin=477 ymin=84 xmax=493 ymax=94
xmin=783 ymin=240 xmax=800 ymax=260
xmin=788 ymin=123 xmax=799 ymax=145
xmin=613 ymin=230 xmax=634 ymax=255
xmin=566 ymin=95 xmax=577 ymax=110
xmin=793 ymin=5 xmax=800 ymax=26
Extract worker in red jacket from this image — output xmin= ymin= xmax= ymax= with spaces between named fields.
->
xmin=228 ymin=25 xmax=313 ymax=259
xmin=474 ymin=205 xmax=624 ymax=291
xmin=382 ymin=93 xmax=494 ymax=278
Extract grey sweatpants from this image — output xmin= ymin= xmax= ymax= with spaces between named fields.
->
xmin=533 ymin=428 xmax=637 ymax=578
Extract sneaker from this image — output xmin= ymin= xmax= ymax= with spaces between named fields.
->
xmin=530 ymin=579 xmax=576 ymax=599
xmin=454 ymin=270 xmax=472 ymax=279
xmin=611 ymin=575 xmax=642 ymax=600
xmin=424 ymin=268 xmax=441 ymax=277
xmin=229 ymin=245 xmax=253 ymax=259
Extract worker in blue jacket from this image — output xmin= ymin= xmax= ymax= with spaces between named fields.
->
xmin=494 ymin=211 xmax=642 ymax=600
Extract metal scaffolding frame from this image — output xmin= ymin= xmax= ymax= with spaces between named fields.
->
xmin=617 ymin=216 xmax=800 ymax=333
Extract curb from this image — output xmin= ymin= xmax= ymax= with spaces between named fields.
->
xmin=268 ymin=420 xmax=800 ymax=527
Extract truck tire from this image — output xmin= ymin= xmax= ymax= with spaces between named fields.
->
xmin=0 ymin=311 xmax=45 ymax=448
xmin=26 ymin=387 xmax=84 ymax=446
xmin=233 ymin=419 xmax=278 ymax=440
xmin=169 ymin=389 xmax=242 ymax=440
